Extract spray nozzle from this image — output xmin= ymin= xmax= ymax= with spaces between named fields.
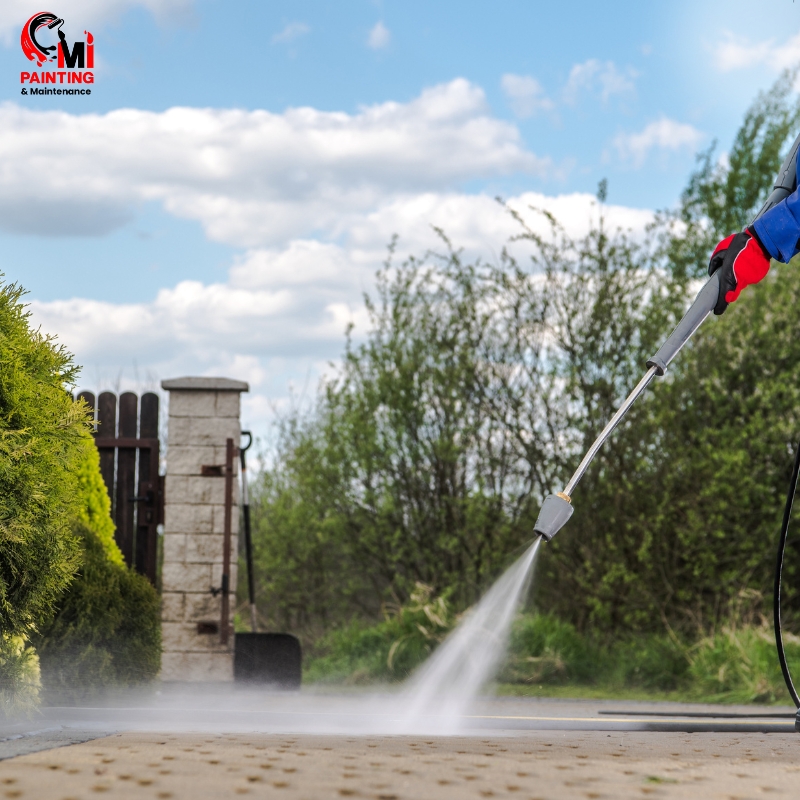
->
xmin=533 ymin=492 xmax=574 ymax=542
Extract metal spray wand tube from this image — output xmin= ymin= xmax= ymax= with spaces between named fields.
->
xmin=240 ymin=431 xmax=256 ymax=632
xmin=534 ymin=275 xmax=720 ymax=541
xmin=563 ymin=366 xmax=658 ymax=497
xmin=534 ymin=130 xmax=800 ymax=543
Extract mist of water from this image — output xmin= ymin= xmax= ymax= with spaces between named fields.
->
xmin=42 ymin=538 xmax=543 ymax=737
xmin=397 ymin=537 xmax=541 ymax=733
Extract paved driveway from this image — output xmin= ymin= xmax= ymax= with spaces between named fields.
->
xmin=0 ymin=694 xmax=797 ymax=798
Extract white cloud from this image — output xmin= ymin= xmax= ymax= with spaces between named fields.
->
xmin=563 ymin=59 xmax=637 ymax=105
xmin=367 ymin=21 xmax=391 ymax=50
xmin=613 ymin=117 xmax=704 ymax=167
xmin=271 ymin=21 xmax=310 ymax=44
xmin=501 ymin=74 xmax=554 ymax=119
xmin=0 ymin=0 xmax=192 ymax=38
xmin=11 ymin=79 xmax=653 ymax=435
xmin=30 ymin=190 xmax=654 ymax=423
xmin=714 ymin=30 xmax=800 ymax=73
xmin=0 ymin=80 xmax=547 ymax=246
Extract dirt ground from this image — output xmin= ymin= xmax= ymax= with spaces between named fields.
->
xmin=0 ymin=729 xmax=798 ymax=800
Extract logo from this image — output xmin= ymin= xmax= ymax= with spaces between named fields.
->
xmin=20 ymin=12 xmax=94 ymax=96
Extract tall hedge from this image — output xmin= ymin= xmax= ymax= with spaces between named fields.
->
xmin=0 ymin=281 xmax=92 ymax=630
xmin=34 ymin=443 xmax=161 ymax=702
xmin=0 ymin=278 xmax=161 ymax=707
xmin=0 ymin=280 xmax=93 ymax=713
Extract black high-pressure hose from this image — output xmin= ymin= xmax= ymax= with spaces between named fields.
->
xmin=774 ymin=437 xmax=800 ymax=723
xmin=747 ymin=133 xmax=800 ymax=725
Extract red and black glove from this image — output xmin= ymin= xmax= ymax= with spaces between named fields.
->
xmin=708 ymin=227 xmax=771 ymax=315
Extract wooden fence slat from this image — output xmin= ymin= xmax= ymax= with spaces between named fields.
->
xmin=136 ymin=392 xmax=159 ymax=581
xmin=85 ymin=390 xmax=162 ymax=585
xmin=116 ymin=392 xmax=138 ymax=567
xmin=96 ymin=392 xmax=117 ymax=516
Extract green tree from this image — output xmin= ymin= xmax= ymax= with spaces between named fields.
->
xmin=663 ymin=70 xmax=800 ymax=281
xmin=249 ymin=210 xmax=685 ymax=640
xmin=539 ymin=74 xmax=800 ymax=636
xmin=253 ymin=71 xmax=800 ymax=657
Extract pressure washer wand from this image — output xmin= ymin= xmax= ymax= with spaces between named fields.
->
xmin=533 ymin=274 xmax=720 ymax=541
xmin=532 ymin=129 xmax=800 ymax=543
xmin=533 ymin=131 xmax=800 ymax=542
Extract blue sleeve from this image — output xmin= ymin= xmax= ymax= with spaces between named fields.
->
xmin=752 ymin=158 xmax=800 ymax=263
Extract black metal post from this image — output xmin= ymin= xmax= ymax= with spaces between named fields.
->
xmin=240 ymin=431 xmax=256 ymax=632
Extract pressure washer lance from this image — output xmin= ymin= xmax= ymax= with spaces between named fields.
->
xmin=240 ymin=430 xmax=257 ymax=633
xmin=533 ymin=130 xmax=800 ymax=543
xmin=533 ymin=129 xmax=800 ymax=728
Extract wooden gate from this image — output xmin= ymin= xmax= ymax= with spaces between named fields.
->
xmin=77 ymin=390 xmax=163 ymax=584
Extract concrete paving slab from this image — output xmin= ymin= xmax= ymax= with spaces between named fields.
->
xmin=1 ymin=729 xmax=800 ymax=799
xmin=1 ymin=694 xmax=798 ymax=797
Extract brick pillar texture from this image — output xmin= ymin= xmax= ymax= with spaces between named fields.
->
xmin=160 ymin=376 xmax=248 ymax=681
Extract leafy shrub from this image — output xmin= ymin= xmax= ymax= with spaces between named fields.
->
xmin=501 ymin=614 xmax=690 ymax=691
xmin=34 ymin=444 xmax=161 ymax=703
xmin=0 ymin=281 xmax=88 ymax=637
xmin=0 ymin=635 xmax=40 ymax=717
xmin=305 ymin=583 xmax=454 ymax=684
xmin=501 ymin=613 xmax=599 ymax=685
xmin=686 ymin=625 xmax=800 ymax=704
xmin=305 ymin=602 xmax=800 ymax=704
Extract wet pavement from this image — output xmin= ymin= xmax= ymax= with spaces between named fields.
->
xmin=0 ymin=694 xmax=797 ymax=798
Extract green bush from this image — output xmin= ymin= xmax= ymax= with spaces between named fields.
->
xmin=686 ymin=625 xmax=800 ymax=704
xmin=0 ymin=281 xmax=88 ymax=636
xmin=304 ymin=583 xmax=455 ymax=684
xmin=500 ymin=613 xmax=689 ymax=691
xmin=0 ymin=279 xmax=95 ymax=715
xmin=306 ymin=606 xmax=800 ymax=704
xmin=0 ymin=635 xmax=41 ymax=716
xmin=34 ymin=443 xmax=161 ymax=702
xmin=501 ymin=614 xmax=800 ymax=704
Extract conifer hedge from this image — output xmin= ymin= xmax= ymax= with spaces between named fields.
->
xmin=0 ymin=279 xmax=161 ymax=709
xmin=34 ymin=444 xmax=162 ymax=702
xmin=0 ymin=281 xmax=88 ymax=630
xmin=0 ymin=280 xmax=90 ymax=711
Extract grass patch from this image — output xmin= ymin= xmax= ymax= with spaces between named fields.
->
xmin=304 ymin=605 xmax=800 ymax=705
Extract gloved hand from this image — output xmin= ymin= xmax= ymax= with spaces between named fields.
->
xmin=708 ymin=227 xmax=771 ymax=315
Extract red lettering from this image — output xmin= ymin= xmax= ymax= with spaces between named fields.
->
xmin=85 ymin=32 xmax=94 ymax=68
xmin=44 ymin=72 xmax=56 ymax=84
xmin=58 ymin=42 xmax=64 ymax=69
xmin=58 ymin=72 xmax=66 ymax=84
xmin=30 ymin=72 xmax=40 ymax=83
xmin=84 ymin=72 xmax=94 ymax=84
xmin=20 ymin=72 xmax=30 ymax=84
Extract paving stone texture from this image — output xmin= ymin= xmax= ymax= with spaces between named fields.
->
xmin=0 ymin=729 xmax=798 ymax=799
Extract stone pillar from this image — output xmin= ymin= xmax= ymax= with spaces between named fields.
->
xmin=159 ymin=376 xmax=248 ymax=682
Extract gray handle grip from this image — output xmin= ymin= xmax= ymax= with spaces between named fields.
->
xmin=646 ymin=272 xmax=720 ymax=375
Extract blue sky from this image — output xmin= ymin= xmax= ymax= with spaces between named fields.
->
xmin=2 ymin=0 xmax=799 ymax=429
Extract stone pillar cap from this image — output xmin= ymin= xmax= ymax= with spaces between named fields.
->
xmin=161 ymin=376 xmax=249 ymax=392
